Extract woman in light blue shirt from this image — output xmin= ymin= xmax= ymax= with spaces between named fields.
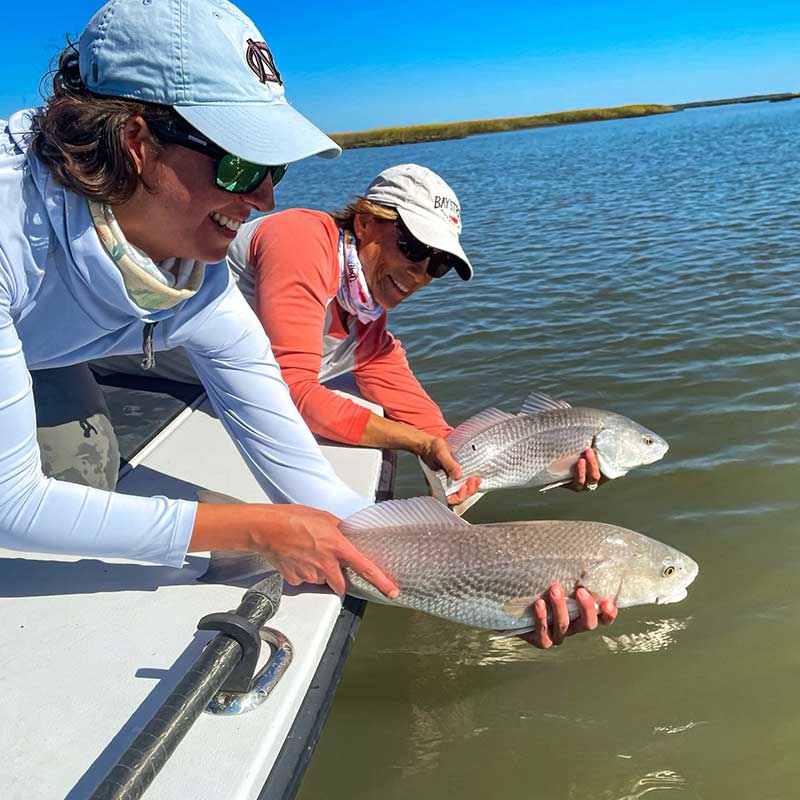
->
xmin=0 ymin=0 xmax=398 ymax=600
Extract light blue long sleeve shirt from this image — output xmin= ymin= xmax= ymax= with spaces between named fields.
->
xmin=0 ymin=110 xmax=369 ymax=567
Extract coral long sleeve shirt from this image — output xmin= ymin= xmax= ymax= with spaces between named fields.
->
xmin=230 ymin=210 xmax=451 ymax=445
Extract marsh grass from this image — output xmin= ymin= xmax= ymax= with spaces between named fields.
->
xmin=330 ymin=104 xmax=675 ymax=149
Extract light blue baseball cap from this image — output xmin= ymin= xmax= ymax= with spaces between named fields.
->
xmin=78 ymin=0 xmax=340 ymax=165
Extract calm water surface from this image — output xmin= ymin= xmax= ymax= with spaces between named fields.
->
xmin=278 ymin=102 xmax=800 ymax=800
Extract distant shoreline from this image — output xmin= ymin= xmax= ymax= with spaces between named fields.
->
xmin=329 ymin=93 xmax=800 ymax=150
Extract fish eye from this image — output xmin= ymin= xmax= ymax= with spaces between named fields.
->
xmin=644 ymin=436 xmax=654 ymax=446
xmin=662 ymin=565 xmax=676 ymax=577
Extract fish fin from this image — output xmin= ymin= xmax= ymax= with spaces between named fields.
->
xmin=538 ymin=479 xmax=573 ymax=493
xmin=446 ymin=407 xmax=515 ymax=452
xmin=520 ymin=391 xmax=572 ymax=415
xmin=196 ymin=487 xmax=245 ymax=504
xmin=341 ymin=496 xmax=469 ymax=533
xmin=417 ymin=457 xmax=450 ymax=505
xmin=490 ymin=627 xmax=537 ymax=640
xmin=199 ymin=550 xmax=275 ymax=584
xmin=450 ymin=491 xmax=486 ymax=517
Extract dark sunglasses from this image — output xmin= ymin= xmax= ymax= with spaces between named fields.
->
xmin=144 ymin=116 xmax=288 ymax=195
xmin=393 ymin=218 xmax=457 ymax=279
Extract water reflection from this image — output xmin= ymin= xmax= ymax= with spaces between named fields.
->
xmin=293 ymin=102 xmax=800 ymax=800
xmin=616 ymin=770 xmax=687 ymax=799
xmin=601 ymin=617 xmax=691 ymax=654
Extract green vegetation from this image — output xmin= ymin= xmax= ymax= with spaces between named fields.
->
xmin=329 ymin=104 xmax=675 ymax=150
xmin=674 ymin=92 xmax=800 ymax=109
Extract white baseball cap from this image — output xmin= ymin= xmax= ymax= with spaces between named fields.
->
xmin=364 ymin=164 xmax=473 ymax=281
xmin=78 ymin=0 xmax=340 ymax=165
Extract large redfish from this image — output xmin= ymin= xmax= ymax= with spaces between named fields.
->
xmin=202 ymin=495 xmax=698 ymax=636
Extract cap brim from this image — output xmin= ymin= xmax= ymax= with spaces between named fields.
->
xmin=174 ymin=101 xmax=341 ymax=164
xmin=397 ymin=208 xmax=473 ymax=281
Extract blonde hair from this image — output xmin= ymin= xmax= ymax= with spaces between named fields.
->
xmin=330 ymin=197 xmax=398 ymax=233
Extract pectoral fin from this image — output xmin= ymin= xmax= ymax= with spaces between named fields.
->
xmin=490 ymin=626 xmax=537 ymax=640
xmin=539 ymin=479 xmax=573 ymax=493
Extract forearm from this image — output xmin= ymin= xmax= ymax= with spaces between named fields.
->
xmin=189 ymin=500 xmax=400 ymax=599
xmin=352 ymin=333 xmax=452 ymax=440
xmin=182 ymin=290 xmax=369 ymax=519
xmin=285 ymin=375 xmax=372 ymax=445
xmin=358 ymin=411 xmax=434 ymax=455
xmin=189 ymin=502 xmax=273 ymax=552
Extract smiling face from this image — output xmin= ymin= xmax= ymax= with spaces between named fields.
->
xmin=112 ymin=117 xmax=275 ymax=264
xmin=353 ymin=213 xmax=433 ymax=309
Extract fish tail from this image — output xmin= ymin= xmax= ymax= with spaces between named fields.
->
xmin=418 ymin=457 xmax=450 ymax=505
xmin=450 ymin=491 xmax=486 ymax=517
xmin=200 ymin=550 xmax=276 ymax=584
xmin=197 ymin=487 xmax=244 ymax=504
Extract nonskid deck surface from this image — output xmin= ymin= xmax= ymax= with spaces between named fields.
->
xmin=1 ymin=379 xmax=388 ymax=800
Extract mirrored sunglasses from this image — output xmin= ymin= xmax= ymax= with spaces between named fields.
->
xmin=145 ymin=115 xmax=287 ymax=195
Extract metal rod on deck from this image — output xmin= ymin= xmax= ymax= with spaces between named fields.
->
xmin=89 ymin=574 xmax=283 ymax=800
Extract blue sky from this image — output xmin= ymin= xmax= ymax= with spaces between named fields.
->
xmin=4 ymin=1 xmax=799 ymax=132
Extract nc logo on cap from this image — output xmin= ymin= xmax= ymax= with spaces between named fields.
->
xmin=245 ymin=38 xmax=282 ymax=85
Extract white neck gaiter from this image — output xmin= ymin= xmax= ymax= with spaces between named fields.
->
xmin=336 ymin=229 xmax=384 ymax=324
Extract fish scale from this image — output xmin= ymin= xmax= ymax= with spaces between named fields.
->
xmin=341 ymin=509 xmax=698 ymax=632
xmin=201 ymin=494 xmax=696 ymax=635
xmin=420 ymin=393 xmax=670 ymax=515
xmin=451 ymin=408 xmax=604 ymax=490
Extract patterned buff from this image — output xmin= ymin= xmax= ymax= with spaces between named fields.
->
xmin=88 ymin=200 xmax=206 ymax=311
xmin=336 ymin=229 xmax=383 ymax=324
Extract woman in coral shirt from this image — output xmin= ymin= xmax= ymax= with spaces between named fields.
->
xmin=228 ymin=165 xmax=484 ymax=506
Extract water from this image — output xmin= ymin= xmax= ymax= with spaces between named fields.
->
xmin=277 ymin=102 xmax=800 ymax=800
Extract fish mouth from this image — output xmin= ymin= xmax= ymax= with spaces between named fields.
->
xmin=656 ymin=587 xmax=688 ymax=605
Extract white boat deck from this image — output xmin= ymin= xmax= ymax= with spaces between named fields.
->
xmin=0 ymin=394 xmax=386 ymax=800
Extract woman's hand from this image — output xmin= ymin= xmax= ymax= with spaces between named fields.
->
xmin=190 ymin=502 xmax=400 ymax=599
xmin=517 ymin=582 xmax=618 ymax=649
xmin=417 ymin=434 xmax=481 ymax=504
xmin=568 ymin=448 xmax=606 ymax=492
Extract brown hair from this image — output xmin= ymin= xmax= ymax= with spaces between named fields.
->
xmin=29 ymin=41 xmax=175 ymax=204
xmin=330 ymin=197 xmax=398 ymax=233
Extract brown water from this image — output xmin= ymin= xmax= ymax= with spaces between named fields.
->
xmin=276 ymin=101 xmax=800 ymax=800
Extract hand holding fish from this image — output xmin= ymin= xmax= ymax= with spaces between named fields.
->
xmin=201 ymin=496 xmax=698 ymax=635
xmin=568 ymin=448 xmax=606 ymax=493
xmin=518 ymin=583 xmax=618 ymax=648
xmin=190 ymin=501 xmax=400 ymax=599
xmin=416 ymin=434 xmax=482 ymax=505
